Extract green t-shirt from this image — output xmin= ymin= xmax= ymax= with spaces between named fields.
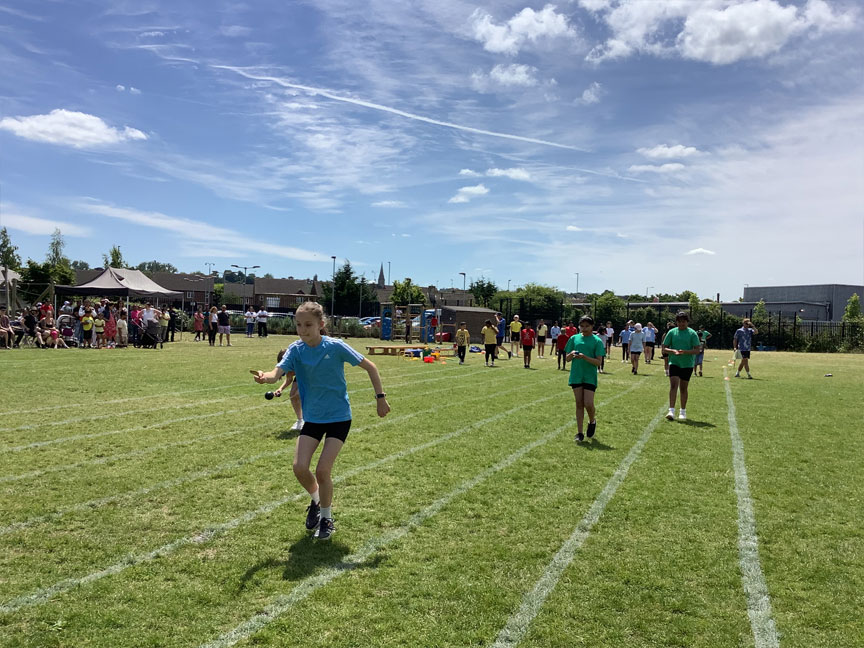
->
xmin=565 ymin=333 xmax=605 ymax=387
xmin=663 ymin=327 xmax=701 ymax=368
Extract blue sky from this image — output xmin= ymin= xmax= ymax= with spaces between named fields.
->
xmin=1 ymin=0 xmax=862 ymax=299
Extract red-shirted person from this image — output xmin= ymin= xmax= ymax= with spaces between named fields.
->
xmin=558 ymin=321 xmax=578 ymax=371
xmin=520 ymin=325 xmax=536 ymax=369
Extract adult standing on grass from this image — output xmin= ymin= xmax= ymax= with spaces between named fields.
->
xmin=644 ymin=322 xmax=658 ymax=363
xmin=193 ymin=306 xmax=204 ymax=342
xmin=245 ymin=306 xmax=256 ymax=338
xmin=662 ymin=312 xmax=702 ymax=421
xmin=481 ymin=319 xmax=498 ymax=367
xmin=734 ymin=318 xmax=758 ymax=379
xmin=628 ymin=323 xmax=645 ymax=375
xmin=566 ymin=315 xmax=605 ymax=443
xmin=256 ymin=307 xmax=270 ymax=337
xmin=217 ymin=305 xmax=232 ymax=347
xmin=495 ymin=313 xmax=511 ymax=360
xmin=536 ymin=319 xmax=547 ymax=358
xmin=509 ymin=315 xmax=522 ymax=358
xmin=252 ymin=301 xmax=390 ymax=541
xmin=549 ymin=321 xmax=560 ymax=358
xmin=208 ymin=306 xmax=219 ymax=346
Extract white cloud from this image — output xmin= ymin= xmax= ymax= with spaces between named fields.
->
xmin=566 ymin=225 xmax=583 ymax=231
xmin=372 ymin=200 xmax=406 ymax=208
xmin=685 ymin=248 xmax=716 ymax=256
xmin=459 ymin=169 xmax=481 ymax=177
xmin=578 ymin=81 xmax=605 ymax=105
xmin=586 ymin=0 xmax=856 ymax=64
xmin=471 ymin=5 xmax=578 ymax=56
xmin=3 ymin=211 xmax=91 ymax=237
xmin=486 ymin=167 xmax=531 ymax=181
xmin=74 ymin=200 xmax=325 ymax=262
xmin=490 ymin=63 xmax=539 ymax=87
xmin=115 ymin=84 xmax=125 ymax=92
xmin=637 ymin=144 xmax=703 ymax=159
xmin=628 ymin=163 xmax=686 ymax=173
xmin=0 ymin=109 xmax=147 ymax=148
xmin=220 ymin=25 xmax=252 ymax=38
xmin=129 ymin=87 xmax=141 ymax=95
xmin=448 ymin=184 xmax=489 ymax=204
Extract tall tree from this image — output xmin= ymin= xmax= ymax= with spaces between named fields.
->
xmin=137 ymin=260 xmax=178 ymax=275
xmin=593 ymin=290 xmax=626 ymax=326
xmin=752 ymin=299 xmax=768 ymax=324
xmin=321 ymin=261 xmax=376 ymax=314
xmin=46 ymin=228 xmax=67 ymax=267
xmin=102 ymin=245 xmax=126 ymax=268
xmin=0 ymin=227 xmax=22 ymax=271
xmin=390 ymin=277 xmax=426 ymax=306
xmin=70 ymin=259 xmax=91 ymax=271
xmin=842 ymin=293 xmax=862 ymax=322
xmin=469 ymin=277 xmax=498 ymax=307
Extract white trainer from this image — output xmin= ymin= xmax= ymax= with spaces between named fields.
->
xmin=678 ymin=410 xmax=687 ymax=420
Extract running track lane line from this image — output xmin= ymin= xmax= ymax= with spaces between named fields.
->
xmin=0 ymin=375 xmax=556 ymax=537
xmin=0 ymin=366 xmax=487 ymax=455
xmin=0 ymin=387 xmax=591 ymax=613
xmin=491 ymin=406 xmax=665 ymax=648
xmin=195 ymin=383 xmax=647 ymax=648
xmin=723 ymin=368 xmax=780 ymax=648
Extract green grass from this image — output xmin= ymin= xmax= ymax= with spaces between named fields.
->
xmin=1 ymin=339 xmax=862 ymax=647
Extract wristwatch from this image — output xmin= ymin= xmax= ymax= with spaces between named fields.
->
xmin=376 ymin=393 xmax=387 ymax=399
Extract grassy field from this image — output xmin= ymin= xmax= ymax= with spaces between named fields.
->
xmin=1 ymin=338 xmax=862 ymax=647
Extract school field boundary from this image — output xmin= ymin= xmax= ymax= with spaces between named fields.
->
xmin=723 ymin=368 xmax=780 ymax=648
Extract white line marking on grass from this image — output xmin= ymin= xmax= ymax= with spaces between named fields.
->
xmin=0 ymin=375 xmax=549 ymax=536
xmin=0 ymin=389 xmax=576 ymax=613
xmin=0 ymin=368 xmax=486 ymax=457
xmin=491 ymin=405 xmax=665 ymax=648
xmin=195 ymin=385 xmax=645 ymax=648
xmin=723 ymin=368 xmax=780 ymax=648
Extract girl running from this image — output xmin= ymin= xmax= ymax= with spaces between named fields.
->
xmin=628 ymin=323 xmax=645 ymax=374
xmin=566 ymin=316 xmax=605 ymax=443
xmin=252 ymin=301 xmax=390 ymax=540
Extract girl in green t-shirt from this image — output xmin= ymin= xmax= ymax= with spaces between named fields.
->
xmin=565 ymin=316 xmax=605 ymax=443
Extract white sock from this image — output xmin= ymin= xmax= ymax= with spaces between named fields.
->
xmin=311 ymin=490 xmax=320 ymax=504
xmin=680 ymin=409 xmax=686 ymax=415
xmin=668 ymin=407 xmax=675 ymax=413
xmin=320 ymin=506 xmax=332 ymax=520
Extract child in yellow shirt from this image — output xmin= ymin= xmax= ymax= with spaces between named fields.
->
xmin=454 ymin=322 xmax=470 ymax=365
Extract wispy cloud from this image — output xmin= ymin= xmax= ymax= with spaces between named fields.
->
xmin=72 ymin=199 xmax=326 ymax=262
xmin=471 ymin=63 xmax=548 ymax=92
xmin=637 ymin=144 xmax=703 ymax=159
xmin=448 ymin=184 xmax=489 ymax=204
xmin=214 ymin=66 xmax=589 ymax=152
xmin=0 ymin=109 xmax=147 ymax=148
xmin=685 ymin=248 xmax=716 ymax=256
xmin=372 ymin=200 xmax=406 ymax=208
xmin=566 ymin=225 xmax=583 ymax=232
xmin=460 ymin=168 xmax=532 ymax=181
xmin=577 ymin=81 xmax=604 ymax=105
xmin=628 ymin=163 xmax=686 ymax=174
xmin=3 ymin=209 xmax=91 ymax=237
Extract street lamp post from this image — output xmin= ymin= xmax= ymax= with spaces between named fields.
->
xmin=574 ymin=272 xmax=579 ymax=296
xmin=459 ymin=272 xmax=466 ymax=290
xmin=646 ymin=285 xmax=654 ymax=299
xmin=387 ymin=261 xmax=391 ymax=285
xmin=231 ymin=264 xmax=260 ymax=306
xmin=507 ymin=279 xmax=511 ymax=292
xmin=358 ymin=276 xmax=365 ymax=318
xmin=205 ymin=262 xmax=216 ymax=307
xmin=331 ymin=256 xmax=337 ymax=319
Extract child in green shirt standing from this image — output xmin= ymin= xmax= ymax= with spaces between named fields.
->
xmin=662 ymin=312 xmax=702 ymax=421
xmin=565 ymin=315 xmax=605 ymax=443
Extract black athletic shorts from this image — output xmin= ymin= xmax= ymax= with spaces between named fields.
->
xmin=300 ymin=420 xmax=351 ymax=443
xmin=537 ymin=336 xmax=546 ymax=343
xmin=645 ymin=341 xmax=655 ymax=347
xmin=522 ymin=344 xmax=534 ymax=351
xmin=496 ymin=335 xmax=504 ymax=345
xmin=510 ymin=332 xmax=519 ymax=342
xmin=569 ymin=382 xmax=597 ymax=392
xmin=740 ymin=350 xmax=751 ymax=359
xmin=668 ymin=365 xmax=694 ymax=382
xmin=630 ymin=350 xmax=642 ymax=356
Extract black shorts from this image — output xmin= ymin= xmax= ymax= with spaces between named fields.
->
xmin=630 ymin=350 xmax=642 ymax=356
xmin=300 ymin=420 xmax=351 ymax=443
xmin=537 ymin=336 xmax=546 ymax=343
xmin=510 ymin=332 xmax=519 ymax=342
xmin=522 ymin=344 xmax=534 ymax=351
xmin=740 ymin=350 xmax=751 ymax=359
xmin=645 ymin=341 xmax=655 ymax=347
xmin=496 ymin=336 xmax=504 ymax=345
xmin=668 ymin=365 xmax=694 ymax=382
xmin=570 ymin=382 xmax=597 ymax=392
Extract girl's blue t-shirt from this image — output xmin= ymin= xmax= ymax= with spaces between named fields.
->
xmin=277 ymin=336 xmax=365 ymax=423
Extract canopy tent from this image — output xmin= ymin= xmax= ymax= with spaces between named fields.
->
xmin=55 ymin=267 xmax=182 ymax=299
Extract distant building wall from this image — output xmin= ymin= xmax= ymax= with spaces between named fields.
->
xmin=743 ymin=284 xmax=863 ymax=321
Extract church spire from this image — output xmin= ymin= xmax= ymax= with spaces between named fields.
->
xmin=377 ymin=263 xmax=386 ymax=288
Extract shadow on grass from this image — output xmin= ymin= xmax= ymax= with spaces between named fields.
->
xmin=677 ymin=420 xmax=716 ymax=429
xmin=275 ymin=428 xmax=301 ymax=440
xmin=236 ymin=535 xmax=353 ymax=591
xmin=575 ymin=438 xmax=615 ymax=451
